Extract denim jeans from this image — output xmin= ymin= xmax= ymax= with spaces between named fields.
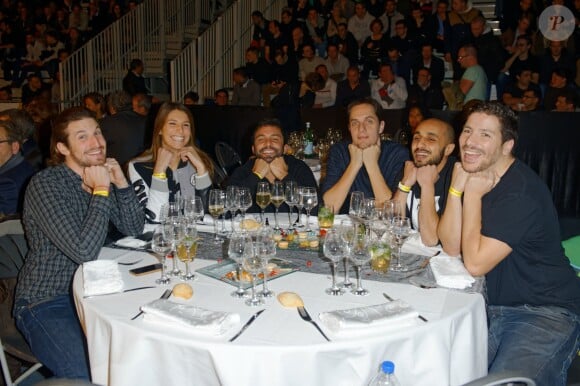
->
xmin=14 ymin=294 xmax=91 ymax=380
xmin=488 ymin=304 xmax=580 ymax=386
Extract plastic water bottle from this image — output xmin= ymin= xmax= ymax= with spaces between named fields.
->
xmin=368 ymin=361 xmax=401 ymax=386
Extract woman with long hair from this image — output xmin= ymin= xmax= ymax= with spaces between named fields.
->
xmin=128 ymin=102 xmax=214 ymax=222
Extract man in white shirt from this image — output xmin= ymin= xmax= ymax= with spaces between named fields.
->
xmin=314 ymin=64 xmax=337 ymax=108
xmin=380 ymin=0 xmax=405 ymax=37
xmin=371 ymin=63 xmax=408 ymax=109
xmin=298 ymin=43 xmax=325 ymax=81
xmin=325 ymin=43 xmax=350 ymax=81
xmin=347 ymin=2 xmax=374 ymax=47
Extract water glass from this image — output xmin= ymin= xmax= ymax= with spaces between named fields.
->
xmin=323 ymin=229 xmax=346 ymax=296
xmin=350 ymin=233 xmax=372 ymax=296
xmin=242 ymin=243 xmax=266 ymax=306
xmin=389 ymin=217 xmax=412 ymax=272
xmin=237 ymin=187 xmax=252 ymax=223
xmin=349 ymin=191 xmax=364 ymax=218
xmin=228 ymin=232 xmax=252 ymax=298
xmin=299 ymin=187 xmax=318 ymax=233
xmin=256 ymin=228 xmax=276 ymax=298
xmin=284 ymin=181 xmax=299 ymax=231
xmin=151 ymin=225 xmax=171 ymax=284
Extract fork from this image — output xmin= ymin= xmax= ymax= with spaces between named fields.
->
xmin=117 ymin=258 xmax=143 ymax=266
xmin=297 ymin=306 xmax=331 ymax=342
xmin=130 ymin=289 xmax=172 ymax=320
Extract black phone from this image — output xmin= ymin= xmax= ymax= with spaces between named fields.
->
xmin=129 ymin=263 xmax=162 ymax=276
xmin=136 ymin=231 xmax=154 ymax=242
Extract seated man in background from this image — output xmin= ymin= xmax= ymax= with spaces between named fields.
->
xmin=393 ymin=118 xmax=455 ymax=246
xmin=313 ymin=64 xmax=337 ymax=108
xmin=438 ymin=102 xmax=580 ymax=385
xmin=322 ymin=98 xmax=408 ymax=214
xmin=0 ymin=120 xmax=35 ymax=218
xmin=554 ymin=90 xmax=578 ymax=112
xmin=227 ymin=118 xmax=318 ymax=213
xmin=14 ymin=107 xmax=144 ymax=379
xmin=213 ymin=88 xmax=229 ymax=106
xmin=502 ymin=67 xmax=541 ymax=112
xmin=335 ymin=66 xmax=371 ymax=107
xmin=370 ymin=63 xmax=408 ymax=110
xmin=231 ymin=66 xmax=261 ymax=106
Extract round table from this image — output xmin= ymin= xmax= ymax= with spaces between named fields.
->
xmin=73 ymin=243 xmax=487 ymax=386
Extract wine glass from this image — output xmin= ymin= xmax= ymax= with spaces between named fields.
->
xmin=225 ymin=185 xmax=238 ymax=233
xmin=151 ymin=225 xmax=171 ymax=284
xmin=208 ymin=189 xmax=225 ymax=244
xmin=256 ymin=228 xmax=276 ymax=298
xmin=165 ymin=217 xmax=184 ymax=277
xmin=284 ymin=181 xmax=299 ymax=231
xmin=228 ymin=232 xmax=252 ymax=298
xmin=338 ymin=219 xmax=355 ymax=288
xmin=242 ymin=242 xmax=266 ymax=306
xmin=350 ymin=232 xmax=372 ymax=296
xmin=237 ymin=187 xmax=252 ymax=223
xmin=178 ymin=219 xmax=198 ymax=281
xmin=389 ymin=216 xmax=413 ymax=272
xmin=256 ymin=181 xmax=271 ymax=224
xmin=294 ymin=186 xmax=305 ymax=228
xmin=349 ymin=191 xmax=364 ymax=220
xmin=299 ymin=187 xmax=318 ymax=233
xmin=323 ymin=229 xmax=345 ymax=296
xmin=270 ymin=181 xmax=285 ymax=230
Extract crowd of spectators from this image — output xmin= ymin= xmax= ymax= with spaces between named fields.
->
xmin=0 ymin=0 xmax=143 ymax=105
xmin=201 ymin=0 xmax=580 ymax=114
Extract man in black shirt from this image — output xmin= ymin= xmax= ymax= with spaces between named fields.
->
xmin=227 ymin=118 xmax=317 ymax=213
xmin=407 ymin=67 xmax=445 ymax=110
xmin=394 ymin=118 xmax=455 ymax=246
xmin=439 ymin=102 xmax=580 ymax=385
xmin=334 ymin=66 xmax=371 ymax=107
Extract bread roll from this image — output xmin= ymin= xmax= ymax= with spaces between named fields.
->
xmin=173 ymin=283 xmax=193 ymax=299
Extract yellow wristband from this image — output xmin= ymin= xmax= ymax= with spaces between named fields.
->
xmin=253 ymin=171 xmax=263 ymax=179
xmin=93 ymin=190 xmax=109 ymax=197
xmin=449 ymin=187 xmax=463 ymax=198
xmin=153 ymin=172 xmax=167 ymax=180
xmin=398 ymin=181 xmax=411 ymax=193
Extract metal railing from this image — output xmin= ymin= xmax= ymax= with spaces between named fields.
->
xmin=58 ymin=0 xmax=220 ymax=109
xmin=170 ymin=0 xmax=287 ymax=102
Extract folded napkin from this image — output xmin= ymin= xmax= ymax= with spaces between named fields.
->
xmin=319 ymin=300 xmax=419 ymax=335
xmin=83 ymin=260 xmax=124 ymax=296
xmin=429 ymin=254 xmax=475 ymax=289
xmin=142 ymin=299 xmax=240 ymax=335
xmin=115 ymin=237 xmax=149 ymax=249
xmin=402 ymin=233 xmax=440 ymax=256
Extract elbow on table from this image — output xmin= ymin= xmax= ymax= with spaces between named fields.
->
xmin=420 ymin=233 xmax=439 ymax=248
xmin=463 ymin=260 xmax=488 ymax=277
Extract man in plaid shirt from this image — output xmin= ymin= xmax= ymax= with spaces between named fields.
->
xmin=14 ymin=107 xmax=144 ymax=379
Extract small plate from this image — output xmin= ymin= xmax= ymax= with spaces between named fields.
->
xmin=197 ymin=258 xmax=299 ymax=289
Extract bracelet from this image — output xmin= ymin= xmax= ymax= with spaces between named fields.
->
xmin=449 ymin=186 xmax=463 ymax=198
xmin=152 ymin=172 xmax=167 ymax=180
xmin=93 ymin=190 xmax=109 ymax=197
xmin=253 ymin=171 xmax=263 ymax=179
xmin=398 ymin=181 xmax=411 ymax=193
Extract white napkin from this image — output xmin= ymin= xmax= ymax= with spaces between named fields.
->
xmin=429 ymin=254 xmax=475 ymax=289
xmin=402 ymin=233 xmax=440 ymax=256
xmin=115 ymin=237 xmax=148 ymax=249
xmin=319 ymin=300 xmax=419 ymax=335
xmin=83 ymin=260 xmax=124 ymax=296
xmin=141 ymin=299 xmax=240 ymax=335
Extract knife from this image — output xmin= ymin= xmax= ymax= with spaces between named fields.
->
xmin=229 ymin=309 xmax=265 ymax=342
xmin=383 ymin=292 xmax=428 ymax=322
xmin=84 ymin=286 xmax=156 ymax=298
xmin=131 ymin=289 xmax=172 ymax=320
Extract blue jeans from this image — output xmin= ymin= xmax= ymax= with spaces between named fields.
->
xmin=15 ymin=295 xmax=91 ymax=380
xmin=488 ymin=304 xmax=580 ymax=386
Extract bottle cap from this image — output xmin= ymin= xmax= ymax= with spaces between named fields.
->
xmin=381 ymin=361 xmax=394 ymax=374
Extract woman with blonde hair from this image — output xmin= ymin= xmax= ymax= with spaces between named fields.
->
xmin=128 ymin=102 xmax=214 ymax=222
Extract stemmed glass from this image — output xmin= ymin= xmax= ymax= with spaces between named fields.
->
xmin=183 ymin=196 xmax=204 ymax=223
xmin=295 ymin=186 xmax=305 ymax=228
xmin=208 ymin=189 xmax=225 ymax=244
xmin=350 ymin=232 xmax=372 ymax=296
xmin=237 ymin=187 xmax=252 ymax=223
xmin=178 ymin=219 xmax=198 ymax=281
xmin=323 ymin=229 xmax=346 ymax=296
xmin=284 ymin=181 xmax=299 ymax=231
xmin=349 ymin=191 xmax=364 ymax=220
xmin=151 ymin=225 xmax=171 ymax=284
xmin=228 ymin=232 xmax=252 ymax=298
xmin=225 ymin=185 xmax=238 ymax=233
xmin=270 ymin=181 xmax=285 ymax=230
xmin=243 ymin=242 xmax=266 ymax=306
xmin=256 ymin=228 xmax=276 ymax=298
xmin=300 ymin=187 xmax=318 ymax=233
xmin=338 ymin=219 xmax=355 ymax=288
xmin=166 ymin=217 xmax=184 ymax=277
xmin=256 ymin=181 xmax=271 ymax=224
xmin=389 ymin=216 xmax=413 ymax=272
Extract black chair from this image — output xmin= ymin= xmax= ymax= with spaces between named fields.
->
xmin=214 ymin=141 xmax=242 ymax=176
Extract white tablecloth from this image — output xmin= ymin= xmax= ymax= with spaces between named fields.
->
xmin=73 ymin=248 xmax=487 ymax=386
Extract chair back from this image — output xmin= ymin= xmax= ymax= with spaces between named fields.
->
xmin=214 ymin=142 xmax=242 ymax=176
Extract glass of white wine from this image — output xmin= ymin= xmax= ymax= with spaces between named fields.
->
xmin=256 ymin=181 xmax=271 ymax=224
xmin=208 ymin=189 xmax=225 ymax=244
xmin=270 ymin=181 xmax=285 ymax=230
xmin=178 ymin=219 xmax=198 ymax=281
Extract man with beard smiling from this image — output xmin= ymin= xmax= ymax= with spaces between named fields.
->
xmin=14 ymin=107 xmax=144 ymax=379
xmin=227 ymin=118 xmax=317 ymax=213
xmin=394 ymin=118 xmax=455 ymax=246
xmin=438 ymin=102 xmax=580 ymax=385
